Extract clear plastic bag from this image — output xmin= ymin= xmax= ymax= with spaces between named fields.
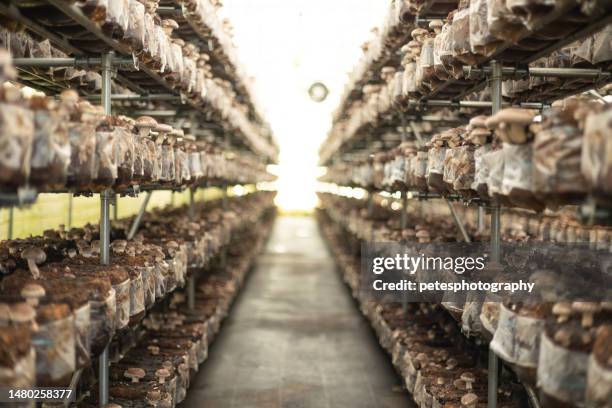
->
xmin=124 ymin=0 xmax=145 ymax=51
xmin=113 ymin=127 xmax=134 ymax=187
xmin=434 ymin=23 xmax=453 ymax=80
xmin=402 ymin=62 xmax=417 ymax=96
xmin=139 ymin=266 xmax=155 ymax=309
xmin=0 ymin=328 xmax=35 ymax=392
xmin=0 ymin=104 xmax=34 ymax=188
xmin=94 ymin=130 xmax=118 ymax=187
xmin=34 ymin=313 xmax=76 ymax=386
xmin=127 ymin=268 xmax=145 ymax=323
xmin=453 ymin=145 xmax=475 ymax=192
xmin=113 ymin=278 xmax=130 ymax=330
xmin=413 ymin=150 xmax=429 ymax=191
xmin=538 ymin=332 xmax=588 ymax=406
xmin=484 ymin=148 xmax=505 ymax=198
xmin=506 ymin=0 xmax=558 ymax=30
xmin=487 ymin=0 xmax=525 ymax=41
xmin=501 ymin=143 xmax=541 ymax=209
xmin=105 ymin=0 xmax=129 ymax=37
xmin=450 ymin=8 xmax=479 ymax=65
xmin=426 ymin=145 xmax=447 ymax=192
xmin=160 ymin=144 xmax=176 ymax=182
xmin=581 ymin=108 xmax=612 ymax=193
xmin=470 ymin=0 xmax=502 ymax=56
xmin=533 ymin=123 xmax=587 ymax=200
xmin=132 ymin=134 xmax=145 ymax=181
xmin=29 ymin=103 xmax=70 ymax=190
xmin=89 ymin=288 xmax=116 ymax=357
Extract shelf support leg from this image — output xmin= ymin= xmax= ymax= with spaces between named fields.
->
xmin=7 ymin=207 xmax=13 ymax=240
xmin=99 ymin=50 xmax=113 ymax=408
xmin=487 ymin=59 xmax=503 ymax=408
xmin=68 ymin=193 xmax=73 ymax=230
xmin=127 ymin=192 xmax=152 ymax=240
xmin=187 ymin=188 xmax=196 ymax=311
xmin=446 ymin=199 xmax=471 ymax=243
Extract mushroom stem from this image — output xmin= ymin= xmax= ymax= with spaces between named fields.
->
xmin=27 ymin=259 xmax=40 ymax=279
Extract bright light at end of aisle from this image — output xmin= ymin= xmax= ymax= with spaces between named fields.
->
xmin=219 ymin=0 xmax=389 ymax=212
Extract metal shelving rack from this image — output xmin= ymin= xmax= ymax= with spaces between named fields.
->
xmin=0 ymin=2 xmax=276 ymax=405
xmin=319 ymin=2 xmax=612 ymax=407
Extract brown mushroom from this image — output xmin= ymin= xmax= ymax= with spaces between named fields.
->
xmin=135 ymin=116 xmax=158 ymax=139
xmin=148 ymin=345 xmax=160 ymax=355
xmin=429 ymin=20 xmax=444 ymax=35
xmin=21 ymin=246 xmax=46 ymax=279
xmin=20 ymin=284 xmax=45 ymax=307
xmin=124 ymin=367 xmax=146 ymax=383
xmin=484 ymin=108 xmax=535 ymax=144
xmin=461 ymin=393 xmax=478 ymax=408
xmin=460 ymin=372 xmax=476 ymax=391
xmin=9 ymin=302 xmax=37 ymax=330
xmin=161 ymin=19 xmax=179 ymax=36
xmin=571 ymin=301 xmax=601 ymax=328
xmin=552 ymin=302 xmax=573 ymax=323
xmin=155 ymin=368 xmax=170 ymax=384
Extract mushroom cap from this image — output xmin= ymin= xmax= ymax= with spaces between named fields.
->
xmin=184 ymin=134 xmax=196 ymax=142
xmin=172 ymin=38 xmax=185 ymax=47
xmin=381 ymin=66 xmax=396 ymax=76
xmin=162 ymin=19 xmax=179 ymax=29
xmin=9 ymin=302 xmax=36 ymax=323
xmin=135 ymin=116 xmax=158 ymax=128
xmin=59 ymin=89 xmax=80 ymax=104
xmin=460 ymin=372 xmax=476 ymax=383
xmin=124 ymin=367 xmax=146 ymax=379
xmin=155 ymin=124 xmax=173 ymax=134
xmin=468 ymin=115 xmax=488 ymax=128
xmin=571 ymin=301 xmax=601 ymax=313
xmin=411 ymin=28 xmax=428 ymax=40
xmin=416 ymin=230 xmax=430 ymax=238
xmin=155 ymin=368 xmax=170 ymax=378
xmin=485 ymin=108 xmax=535 ymax=129
xmin=104 ymin=404 xmax=122 ymax=408
xmin=552 ymin=301 xmax=572 ymax=315
xmin=407 ymin=40 xmax=421 ymax=50
xmin=170 ymin=128 xmax=185 ymax=138
xmin=21 ymin=283 xmax=46 ymax=299
xmin=461 ymin=393 xmax=479 ymax=406
xmin=429 ymin=20 xmax=444 ymax=30
xmin=21 ymin=246 xmax=46 ymax=264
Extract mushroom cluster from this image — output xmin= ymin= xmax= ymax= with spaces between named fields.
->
xmin=0 ymin=82 xmax=274 ymax=194
xmin=0 ymin=191 xmax=276 ymax=391
xmin=77 ymin=207 xmax=276 ymax=407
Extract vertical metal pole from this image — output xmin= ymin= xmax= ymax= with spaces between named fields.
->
xmin=68 ymin=194 xmax=73 ymax=229
xmin=113 ymin=194 xmax=118 ymax=221
xmin=477 ymin=206 xmax=485 ymax=234
xmin=7 ymin=207 xmax=14 ymax=240
xmin=99 ymin=51 xmax=113 ymax=408
xmin=187 ymin=188 xmax=196 ymax=310
xmin=400 ymin=190 xmax=408 ymax=230
xmin=488 ymin=60 xmax=502 ymax=408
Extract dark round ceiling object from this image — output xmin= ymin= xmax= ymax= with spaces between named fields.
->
xmin=308 ymin=82 xmax=329 ymax=102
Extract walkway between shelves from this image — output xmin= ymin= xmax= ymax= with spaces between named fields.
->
xmin=182 ymin=215 xmax=414 ymax=408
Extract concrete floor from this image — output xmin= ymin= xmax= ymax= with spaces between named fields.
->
xmin=181 ymin=216 xmax=414 ymax=408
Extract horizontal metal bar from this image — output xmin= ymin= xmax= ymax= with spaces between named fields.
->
xmin=13 ymin=57 xmax=134 ymax=68
xmin=127 ymin=110 xmax=178 ymax=117
xmin=83 ymin=94 xmax=181 ymax=102
xmin=463 ymin=66 xmax=610 ymax=80
xmin=411 ymin=99 xmax=547 ymax=109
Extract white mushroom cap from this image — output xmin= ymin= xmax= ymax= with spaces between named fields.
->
xmin=20 ymin=284 xmax=46 ymax=307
